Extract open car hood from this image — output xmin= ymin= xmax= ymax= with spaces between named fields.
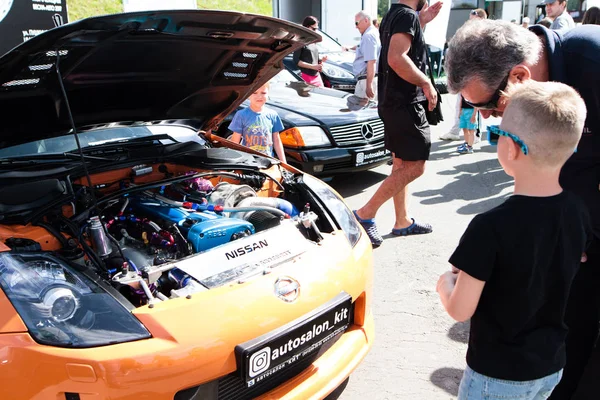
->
xmin=0 ymin=10 xmax=319 ymax=148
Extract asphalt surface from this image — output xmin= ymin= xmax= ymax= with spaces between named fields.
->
xmin=327 ymin=94 xmax=507 ymax=400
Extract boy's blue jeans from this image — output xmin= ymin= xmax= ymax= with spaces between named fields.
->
xmin=458 ymin=365 xmax=563 ymax=400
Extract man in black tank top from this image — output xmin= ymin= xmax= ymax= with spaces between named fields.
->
xmin=353 ymin=0 xmax=443 ymax=247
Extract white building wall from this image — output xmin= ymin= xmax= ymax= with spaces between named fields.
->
xmin=502 ymin=0 xmax=523 ymax=22
xmin=321 ymin=0 xmax=378 ymax=46
xmin=274 ymin=0 xmax=378 ymax=46
xmin=423 ymin=0 xmax=451 ymax=49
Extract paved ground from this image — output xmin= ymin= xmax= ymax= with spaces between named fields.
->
xmin=328 ymin=94 xmax=507 ymax=400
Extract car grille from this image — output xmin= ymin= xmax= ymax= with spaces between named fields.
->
xmin=174 ymin=332 xmax=344 ymax=400
xmin=217 ymin=334 xmax=341 ymax=400
xmin=322 ymin=160 xmax=353 ymax=172
xmin=329 ymin=119 xmax=384 ymax=146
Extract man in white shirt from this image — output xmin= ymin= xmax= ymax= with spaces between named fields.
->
xmin=544 ymin=0 xmax=575 ymax=34
xmin=343 ymin=10 xmax=381 ymax=110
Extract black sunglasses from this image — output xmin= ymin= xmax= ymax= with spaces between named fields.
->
xmin=355 ymin=21 xmax=360 ymax=26
xmin=470 ymin=10 xmax=477 ymax=15
xmin=463 ymin=73 xmax=510 ymax=110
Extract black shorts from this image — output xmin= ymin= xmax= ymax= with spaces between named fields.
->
xmin=379 ymin=101 xmax=431 ymax=161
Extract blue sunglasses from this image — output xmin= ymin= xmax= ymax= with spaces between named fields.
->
xmin=487 ymin=125 xmax=529 ymax=155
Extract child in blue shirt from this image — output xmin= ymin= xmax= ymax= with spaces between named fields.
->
xmin=229 ymin=82 xmax=287 ymax=163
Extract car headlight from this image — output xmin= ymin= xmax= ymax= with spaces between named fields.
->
xmin=0 ymin=252 xmax=151 ymax=348
xmin=280 ymin=126 xmax=331 ymax=148
xmin=302 ymin=175 xmax=361 ymax=247
xmin=321 ymin=64 xmax=355 ymax=79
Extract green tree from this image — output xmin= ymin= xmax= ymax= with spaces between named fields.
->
xmin=67 ymin=0 xmax=273 ymax=22
xmin=197 ymin=0 xmax=272 ymax=16
xmin=68 ymin=0 xmax=122 ymax=21
xmin=378 ymin=0 xmax=391 ymax=19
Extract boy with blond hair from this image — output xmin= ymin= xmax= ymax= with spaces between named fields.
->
xmin=437 ymin=81 xmax=591 ymax=400
xmin=230 ymin=82 xmax=287 ymax=163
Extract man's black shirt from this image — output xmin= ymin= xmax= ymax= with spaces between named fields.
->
xmin=450 ymin=192 xmax=591 ymax=381
xmin=531 ymin=25 xmax=600 ymax=253
xmin=378 ymin=3 xmax=427 ymax=108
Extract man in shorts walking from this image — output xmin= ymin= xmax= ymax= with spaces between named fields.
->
xmin=353 ymin=0 xmax=443 ymax=247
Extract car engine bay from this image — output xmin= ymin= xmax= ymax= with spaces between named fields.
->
xmin=0 ymin=145 xmax=343 ymax=346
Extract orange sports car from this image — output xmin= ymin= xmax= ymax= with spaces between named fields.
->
xmin=0 ymin=10 xmax=374 ymax=400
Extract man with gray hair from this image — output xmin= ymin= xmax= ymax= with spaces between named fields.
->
xmin=445 ymin=20 xmax=600 ymax=400
xmin=344 ymin=10 xmax=381 ymax=109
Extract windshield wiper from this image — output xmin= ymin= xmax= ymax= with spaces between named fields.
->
xmin=82 ymin=134 xmax=175 ymax=151
xmin=0 ymin=152 xmax=115 ymax=165
xmin=63 ymin=152 xmax=114 ymax=161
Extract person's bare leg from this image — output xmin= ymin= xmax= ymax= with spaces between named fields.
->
xmin=392 ymin=186 xmax=410 ymax=230
xmin=391 ymin=158 xmax=427 ymax=229
xmin=464 ymin=129 xmax=475 ymax=147
xmin=355 ymin=157 xmax=425 ymax=221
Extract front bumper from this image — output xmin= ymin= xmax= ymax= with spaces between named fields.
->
xmin=0 ymin=232 xmax=374 ymax=400
xmin=285 ymin=142 xmax=392 ymax=176
xmin=176 ymin=311 xmax=374 ymax=400
xmin=258 ymin=312 xmax=374 ymax=400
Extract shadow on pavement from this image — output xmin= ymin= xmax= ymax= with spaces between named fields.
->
xmin=448 ymin=321 xmax=470 ymax=344
xmin=439 ymin=157 xmax=503 ymax=175
xmin=428 ymin=140 xmax=459 ymax=161
xmin=456 ymin=194 xmax=511 ymax=215
xmin=430 ymin=139 xmax=499 ymax=160
xmin=323 ymin=377 xmax=350 ymax=400
xmin=328 ymin=170 xmax=388 ymax=198
xmin=413 ymin=158 xmax=513 ymax=213
xmin=478 ymin=143 xmax=498 ymax=153
xmin=430 ymin=367 xmax=463 ymax=397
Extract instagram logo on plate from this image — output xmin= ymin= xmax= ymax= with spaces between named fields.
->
xmin=249 ymin=347 xmax=271 ymax=377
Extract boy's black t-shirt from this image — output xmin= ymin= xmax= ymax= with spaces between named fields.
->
xmin=377 ymin=3 xmax=427 ymax=108
xmin=449 ymin=192 xmax=591 ymax=381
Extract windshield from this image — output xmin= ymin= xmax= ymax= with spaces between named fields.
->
xmin=0 ymin=125 xmax=206 ymax=158
xmin=316 ymin=30 xmax=343 ymax=53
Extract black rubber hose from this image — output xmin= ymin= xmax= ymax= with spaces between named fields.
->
xmin=59 ymin=215 xmax=107 ymax=273
xmin=34 ymin=222 xmax=69 ymax=249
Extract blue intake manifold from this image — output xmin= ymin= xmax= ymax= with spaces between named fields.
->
xmin=133 ymin=197 xmax=255 ymax=253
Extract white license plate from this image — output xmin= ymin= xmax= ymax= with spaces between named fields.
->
xmin=354 ymin=148 xmax=390 ymax=166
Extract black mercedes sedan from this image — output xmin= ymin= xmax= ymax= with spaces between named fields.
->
xmin=217 ymin=68 xmax=391 ymax=176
